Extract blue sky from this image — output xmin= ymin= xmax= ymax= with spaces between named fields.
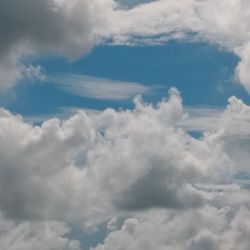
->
xmin=1 ymin=41 xmax=247 ymax=117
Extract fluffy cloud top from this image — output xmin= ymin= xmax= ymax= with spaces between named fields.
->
xmin=93 ymin=206 xmax=250 ymax=250
xmin=0 ymin=89 xmax=250 ymax=248
xmin=0 ymin=89 xmax=213 ymax=223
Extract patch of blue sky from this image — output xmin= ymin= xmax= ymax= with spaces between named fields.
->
xmin=0 ymin=41 xmax=247 ymax=116
xmin=68 ymin=224 xmax=108 ymax=250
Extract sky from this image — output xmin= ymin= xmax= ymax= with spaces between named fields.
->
xmin=1 ymin=0 xmax=250 ymax=249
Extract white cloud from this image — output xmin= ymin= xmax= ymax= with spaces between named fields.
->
xmin=93 ymin=206 xmax=250 ymax=250
xmin=50 ymin=74 xmax=153 ymax=100
xmin=110 ymin=0 xmax=250 ymax=48
xmin=235 ymin=43 xmax=250 ymax=92
xmin=0 ymin=89 xmax=249 ymax=247
xmin=0 ymin=91 xmax=220 ymax=224
xmin=0 ymin=89 xmax=247 ymax=224
xmin=22 ymin=65 xmax=46 ymax=82
xmin=179 ymin=107 xmax=224 ymax=132
xmin=205 ymin=96 xmax=250 ymax=174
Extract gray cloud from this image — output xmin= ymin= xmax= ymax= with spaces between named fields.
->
xmin=0 ymin=90 xmax=215 ymax=223
xmin=115 ymin=160 xmax=204 ymax=211
xmin=0 ymin=0 xmax=114 ymax=88
xmin=0 ymin=0 xmax=113 ymax=57
xmin=0 ymin=219 xmax=81 ymax=250
xmin=3 ymin=1 xmax=250 ymax=248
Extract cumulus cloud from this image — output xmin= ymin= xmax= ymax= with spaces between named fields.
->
xmin=93 ymin=206 xmax=250 ymax=250
xmin=0 ymin=89 xmax=249 ymax=247
xmin=0 ymin=91 xmax=222 ymax=222
xmin=0 ymin=89 xmax=248 ymax=218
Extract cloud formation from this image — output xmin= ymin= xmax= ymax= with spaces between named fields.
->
xmin=0 ymin=0 xmax=114 ymax=88
xmin=1 ymin=89 xmax=215 ymax=224
xmin=94 ymin=206 xmax=250 ymax=250
xmin=2 ymin=0 xmax=250 ymax=92
xmin=0 ymin=89 xmax=250 ymax=248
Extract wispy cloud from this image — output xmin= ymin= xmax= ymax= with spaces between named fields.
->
xmin=179 ymin=103 xmax=250 ymax=137
xmin=178 ymin=106 xmax=224 ymax=132
xmin=49 ymin=74 xmax=156 ymax=100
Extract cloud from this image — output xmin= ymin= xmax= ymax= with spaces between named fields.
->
xmin=2 ymin=0 xmax=250 ymax=93
xmin=0 ymin=89 xmax=249 ymax=247
xmin=109 ymin=0 xmax=250 ymax=92
xmin=0 ymin=218 xmax=81 ymax=250
xmin=50 ymin=74 xmax=153 ymax=100
xmin=0 ymin=91 xmax=217 ymax=223
xmin=207 ymin=96 xmax=250 ymax=174
xmin=179 ymin=107 xmax=224 ymax=132
xmin=93 ymin=206 xmax=250 ymax=250
xmin=235 ymin=43 xmax=250 ymax=92
xmin=0 ymin=0 xmax=114 ymax=88
xmin=0 ymin=89 xmax=248 ymax=225
xmin=110 ymin=0 xmax=249 ymax=47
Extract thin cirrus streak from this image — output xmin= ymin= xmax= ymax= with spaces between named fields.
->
xmin=49 ymin=74 xmax=158 ymax=100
